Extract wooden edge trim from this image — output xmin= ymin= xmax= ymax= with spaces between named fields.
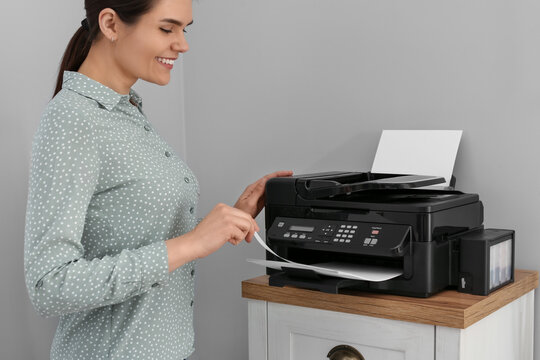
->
xmin=241 ymin=278 xmax=467 ymax=328
xmin=242 ymin=270 xmax=539 ymax=329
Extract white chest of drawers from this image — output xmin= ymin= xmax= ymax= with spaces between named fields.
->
xmin=242 ymin=270 xmax=538 ymax=360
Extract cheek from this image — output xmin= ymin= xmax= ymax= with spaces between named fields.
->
xmin=121 ymin=40 xmax=158 ymax=70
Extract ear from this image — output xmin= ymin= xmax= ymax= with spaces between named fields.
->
xmin=97 ymin=8 xmax=120 ymax=42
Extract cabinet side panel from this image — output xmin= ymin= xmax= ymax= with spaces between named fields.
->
xmin=456 ymin=291 xmax=534 ymax=360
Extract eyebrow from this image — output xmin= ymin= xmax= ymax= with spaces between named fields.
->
xmin=159 ymin=18 xmax=194 ymax=27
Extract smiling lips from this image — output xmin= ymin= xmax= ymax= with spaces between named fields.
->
xmin=156 ymin=56 xmax=176 ymax=69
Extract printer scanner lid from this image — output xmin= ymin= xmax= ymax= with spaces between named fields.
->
xmin=266 ymin=172 xmax=479 ymax=213
xmin=296 ymin=171 xmax=445 ymax=199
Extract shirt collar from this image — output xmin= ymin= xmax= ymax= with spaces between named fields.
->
xmin=62 ymin=71 xmax=143 ymax=111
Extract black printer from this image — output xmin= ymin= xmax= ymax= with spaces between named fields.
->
xmin=264 ymin=172 xmax=514 ymax=297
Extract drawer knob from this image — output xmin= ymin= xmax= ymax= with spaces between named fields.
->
xmin=327 ymin=345 xmax=365 ymax=360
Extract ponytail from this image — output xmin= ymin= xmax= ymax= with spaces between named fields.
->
xmin=53 ymin=26 xmax=92 ymax=98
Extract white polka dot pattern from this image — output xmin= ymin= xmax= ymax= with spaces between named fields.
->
xmin=24 ymin=71 xmax=199 ymax=359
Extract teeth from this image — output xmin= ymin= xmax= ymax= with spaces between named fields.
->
xmin=157 ymin=57 xmax=175 ymax=65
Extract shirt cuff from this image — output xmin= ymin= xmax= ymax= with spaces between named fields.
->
xmin=138 ymin=241 xmax=170 ymax=292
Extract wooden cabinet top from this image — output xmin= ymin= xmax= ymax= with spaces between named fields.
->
xmin=242 ymin=269 xmax=538 ymax=329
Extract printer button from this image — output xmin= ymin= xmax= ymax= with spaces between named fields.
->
xmin=333 ymin=238 xmax=339 ymax=242
xmin=347 ymin=225 xmax=352 ymax=229
xmin=339 ymin=239 xmax=345 ymax=243
xmin=299 ymin=234 xmax=306 ymax=239
xmin=291 ymin=234 xmax=298 ymax=238
xmin=340 ymin=225 xmax=346 ymax=228
xmin=371 ymin=238 xmax=378 ymax=245
xmin=348 ymin=235 xmax=353 ymax=238
xmin=344 ymin=230 xmax=349 ymax=233
xmin=284 ymin=233 xmax=290 ymax=238
xmin=350 ymin=230 xmax=356 ymax=234
xmin=345 ymin=240 xmax=351 ymax=243
xmin=352 ymin=225 xmax=358 ymax=229
xmin=364 ymin=238 xmax=372 ymax=245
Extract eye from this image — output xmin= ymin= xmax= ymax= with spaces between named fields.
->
xmin=183 ymin=29 xmax=188 ymax=34
xmin=160 ymin=28 xmax=172 ymax=33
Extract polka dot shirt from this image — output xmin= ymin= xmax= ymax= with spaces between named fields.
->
xmin=24 ymin=71 xmax=199 ymax=360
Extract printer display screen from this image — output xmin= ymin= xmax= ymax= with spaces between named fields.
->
xmin=289 ymin=225 xmax=315 ymax=233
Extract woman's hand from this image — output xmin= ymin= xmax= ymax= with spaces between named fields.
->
xmin=234 ymin=170 xmax=294 ymax=218
xmin=166 ymin=203 xmax=260 ymax=272
xmin=190 ymin=203 xmax=259 ymax=258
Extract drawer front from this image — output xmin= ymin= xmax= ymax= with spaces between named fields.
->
xmin=268 ymin=302 xmax=434 ymax=360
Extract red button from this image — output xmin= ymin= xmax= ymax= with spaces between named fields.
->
xmin=372 ymin=230 xmax=379 ymax=235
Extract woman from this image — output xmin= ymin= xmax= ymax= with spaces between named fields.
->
xmin=23 ymin=0 xmax=291 ymax=359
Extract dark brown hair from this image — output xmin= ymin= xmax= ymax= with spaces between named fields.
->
xmin=53 ymin=0 xmax=158 ymax=98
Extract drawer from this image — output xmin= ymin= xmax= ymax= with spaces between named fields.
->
xmin=267 ymin=302 xmax=434 ymax=360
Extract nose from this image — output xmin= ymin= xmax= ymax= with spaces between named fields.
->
xmin=172 ymin=34 xmax=189 ymax=53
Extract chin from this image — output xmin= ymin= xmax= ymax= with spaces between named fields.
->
xmin=143 ymin=74 xmax=170 ymax=86
xmin=156 ymin=77 xmax=171 ymax=86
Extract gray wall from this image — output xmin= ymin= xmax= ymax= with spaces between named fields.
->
xmin=2 ymin=0 xmax=540 ymax=359
xmin=0 ymin=1 xmax=188 ymax=359
xmin=184 ymin=0 xmax=540 ymax=359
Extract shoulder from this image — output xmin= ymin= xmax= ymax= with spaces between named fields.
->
xmin=33 ymin=90 xmax=104 ymax=152
xmin=39 ymin=89 xmax=99 ymax=136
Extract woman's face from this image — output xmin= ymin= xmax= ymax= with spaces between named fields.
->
xmin=114 ymin=0 xmax=193 ymax=86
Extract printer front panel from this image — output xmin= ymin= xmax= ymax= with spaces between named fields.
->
xmin=267 ymin=216 xmax=411 ymax=258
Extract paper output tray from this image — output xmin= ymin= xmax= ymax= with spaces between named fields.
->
xmin=296 ymin=172 xmax=446 ymax=200
xmin=269 ymin=269 xmax=365 ymax=294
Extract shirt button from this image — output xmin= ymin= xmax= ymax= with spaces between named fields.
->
xmin=165 ymin=151 xmax=171 ymax=157
xmin=184 ymin=177 xmax=190 ymax=183
xmin=144 ymin=124 xmax=151 ymax=131
xmin=152 ymin=282 xmax=160 ymax=288
xmin=190 ymin=207 xmax=194 ymax=214
xmin=190 ymin=300 xmax=194 ymax=307
xmin=191 ymin=269 xmax=195 ymax=276
xmin=129 ymin=97 xmax=137 ymax=106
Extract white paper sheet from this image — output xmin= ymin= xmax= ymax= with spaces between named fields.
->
xmin=249 ymin=232 xmax=403 ymax=282
xmin=371 ymin=130 xmax=462 ymax=187
xmin=315 ymin=262 xmax=404 ymax=281
xmin=246 ymin=258 xmax=403 ymax=282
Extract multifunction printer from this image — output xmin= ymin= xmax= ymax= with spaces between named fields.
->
xmin=263 ymin=172 xmax=514 ymax=297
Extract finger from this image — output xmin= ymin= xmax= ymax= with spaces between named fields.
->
xmin=254 ymin=170 xmax=294 ymax=192
xmin=230 ymin=226 xmax=246 ymax=245
xmin=245 ymin=221 xmax=257 ymax=243
xmin=266 ymin=170 xmax=294 ymax=178
xmin=239 ymin=171 xmax=293 ymax=202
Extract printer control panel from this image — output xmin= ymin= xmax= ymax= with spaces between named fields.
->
xmin=267 ymin=217 xmax=410 ymax=257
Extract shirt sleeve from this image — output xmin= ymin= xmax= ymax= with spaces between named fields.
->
xmin=24 ymin=102 xmax=170 ymax=318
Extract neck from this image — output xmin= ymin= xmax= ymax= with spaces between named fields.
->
xmin=78 ymin=40 xmax=136 ymax=95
